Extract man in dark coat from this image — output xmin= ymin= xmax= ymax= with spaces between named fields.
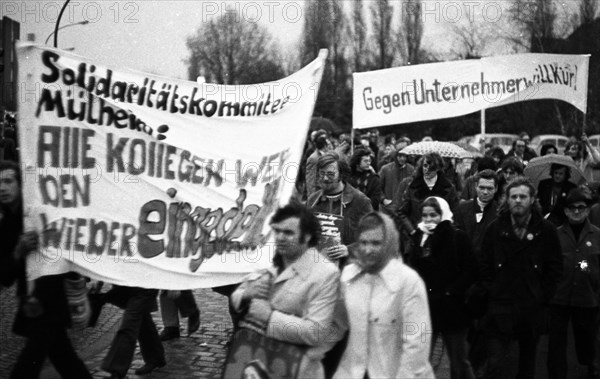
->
xmin=348 ymin=148 xmax=383 ymax=211
xmin=379 ymin=150 xmax=414 ymax=214
xmin=547 ymin=188 xmax=600 ymax=379
xmin=506 ymin=137 xmax=537 ymax=166
xmin=479 ymin=176 xmax=562 ymax=379
xmin=537 ymin=163 xmax=577 ymax=226
xmin=454 ymin=169 xmax=499 ymax=375
xmin=0 ymin=160 xmax=92 ymax=379
xmin=454 ymin=169 xmax=499 ymax=257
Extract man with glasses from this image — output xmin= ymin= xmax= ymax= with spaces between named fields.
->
xmin=547 ymin=188 xmax=600 ymax=379
xmin=507 ymin=136 xmax=537 ymax=166
xmin=307 ymin=152 xmax=373 ymax=266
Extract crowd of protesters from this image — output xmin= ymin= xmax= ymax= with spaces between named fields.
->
xmin=5 ymin=113 xmax=600 ymax=379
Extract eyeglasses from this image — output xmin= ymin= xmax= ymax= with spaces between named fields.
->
xmin=318 ymin=171 xmax=338 ymax=179
xmin=567 ymin=205 xmax=588 ymax=212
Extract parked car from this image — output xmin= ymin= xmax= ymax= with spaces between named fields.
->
xmin=469 ymin=133 xmax=519 ymax=154
xmin=530 ymin=134 xmax=569 ymax=155
xmin=589 ymin=135 xmax=600 ymax=150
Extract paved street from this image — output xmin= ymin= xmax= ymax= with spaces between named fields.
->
xmin=2 ymin=282 xmax=596 ymax=379
xmin=1 ymin=285 xmax=453 ymax=379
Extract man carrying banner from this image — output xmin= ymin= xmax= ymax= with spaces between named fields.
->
xmin=307 ymin=152 xmax=373 ymax=265
xmin=230 ymin=203 xmax=340 ymax=379
xmin=0 ymin=160 xmax=92 ymax=379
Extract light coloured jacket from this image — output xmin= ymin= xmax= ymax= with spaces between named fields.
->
xmin=334 ymin=212 xmax=435 ymax=379
xmin=231 ymin=248 xmax=340 ymax=379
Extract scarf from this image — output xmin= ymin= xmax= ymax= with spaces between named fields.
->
xmin=417 ymin=196 xmax=453 ymax=247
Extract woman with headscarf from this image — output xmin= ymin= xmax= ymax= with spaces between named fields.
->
xmin=407 ymin=196 xmax=477 ymax=379
xmin=396 ymin=153 xmax=459 ymax=238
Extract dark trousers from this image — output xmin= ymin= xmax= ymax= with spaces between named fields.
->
xmin=175 ymin=290 xmax=198 ymax=316
xmin=213 ymin=284 xmax=241 ymax=330
xmin=547 ymin=305 xmax=598 ymax=379
xmin=159 ymin=289 xmax=198 ymax=327
xmin=10 ymin=327 xmax=92 ymax=379
xmin=101 ymin=289 xmax=164 ymax=376
xmin=483 ymin=313 xmax=539 ymax=379
xmin=434 ymin=329 xmax=476 ymax=379
xmin=468 ymin=320 xmax=489 ymax=377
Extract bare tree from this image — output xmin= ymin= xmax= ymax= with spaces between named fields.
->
xmin=579 ymin=0 xmax=599 ymax=25
xmin=398 ymin=0 xmax=423 ymax=65
xmin=448 ymin=16 xmax=494 ymax=59
xmin=505 ymin=0 xmax=557 ymax=51
xmin=301 ymin=0 xmax=334 ymax=65
xmin=185 ymin=13 xmax=284 ymax=84
xmin=505 ymin=0 xmax=570 ymax=134
xmin=370 ymin=0 xmax=396 ymax=69
xmin=301 ymin=0 xmax=351 ymax=126
xmin=348 ymin=0 xmax=369 ymax=72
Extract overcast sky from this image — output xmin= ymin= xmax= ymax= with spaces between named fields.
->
xmin=5 ymin=0 xmax=584 ymax=79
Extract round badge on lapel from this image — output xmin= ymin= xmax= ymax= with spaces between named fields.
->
xmin=587 ymin=241 xmax=592 ymax=247
xmin=526 ymin=233 xmax=533 ymax=241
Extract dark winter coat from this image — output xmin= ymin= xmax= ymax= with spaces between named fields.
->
xmin=551 ymin=220 xmax=600 ymax=308
xmin=479 ymin=211 xmax=562 ymax=314
xmin=537 ymin=178 xmax=577 ymax=226
xmin=378 ymin=159 xmax=415 ymax=201
xmin=348 ymin=171 xmax=383 ymax=211
xmin=0 ymin=203 xmax=72 ymax=337
xmin=454 ymin=200 xmax=499 ymax=257
xmin=407 ymin=221 xmax=477 ymax=331
xmin=396 ymin=174 xmax=459 ymax=234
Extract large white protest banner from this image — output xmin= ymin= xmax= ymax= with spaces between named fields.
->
xmin=17 ymin=43 xmax=327 ymax=289
xmin=353 ymin=53 xmax=589 ymax=129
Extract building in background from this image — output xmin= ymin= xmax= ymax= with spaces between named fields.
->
xmin=1 ymin=17 xmax=20 ymax=111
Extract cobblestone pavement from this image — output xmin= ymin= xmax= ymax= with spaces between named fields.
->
xmin=1 ymin=286 xmax=123 ymax=375
xmin=2 ymin=286 xmax=452 ymax=379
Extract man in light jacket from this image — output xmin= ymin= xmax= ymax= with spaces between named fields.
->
xmin=333 ymin=212 xmax=435 ymax=379
xmin=231 ymin=203 xmax=340 ymax=379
